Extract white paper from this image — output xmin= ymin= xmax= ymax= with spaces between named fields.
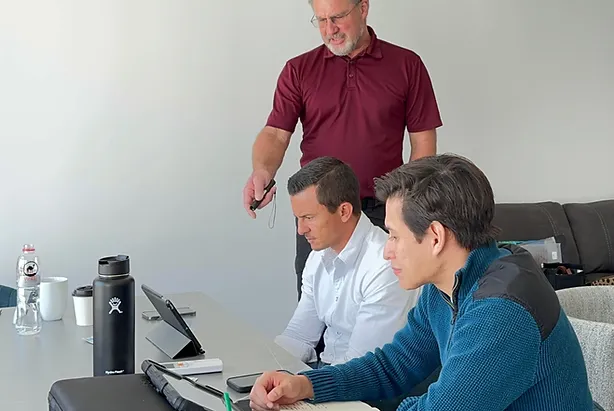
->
xmin=281 ymin=401 xmax=375 ymax=410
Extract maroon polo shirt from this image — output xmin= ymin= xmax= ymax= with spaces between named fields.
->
xmin=265 ymin=26 xmax=443 ymax=199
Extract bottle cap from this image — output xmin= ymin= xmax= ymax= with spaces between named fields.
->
xmin=98 ymin=255 xmax=130 ymax=276
xmin=72 ymin=285 xmax=93 ymax=297
xmin=22 ymin=244 xmax=35 ymax=252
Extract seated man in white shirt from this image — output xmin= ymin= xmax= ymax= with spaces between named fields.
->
xmin=274 ymin=156 xmax=420 ymax=368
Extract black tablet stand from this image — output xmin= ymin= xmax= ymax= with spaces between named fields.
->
xmin=146 ymin=321 xmax=202 ymax=360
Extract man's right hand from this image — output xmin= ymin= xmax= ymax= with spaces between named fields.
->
xmin=243 ymin=169 xmax=277 ymax=218
xmin=249 ymin=371 xmax=314 ymax=411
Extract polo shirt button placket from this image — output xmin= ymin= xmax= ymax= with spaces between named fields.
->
xmin=347 ymin=60 xmax=356 ymax=89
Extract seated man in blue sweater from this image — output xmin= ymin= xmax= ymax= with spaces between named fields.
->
xmin=250 ymin=154 xmax=598 ymax=411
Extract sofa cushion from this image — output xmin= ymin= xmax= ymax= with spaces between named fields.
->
xmin=564 ymin=200 xmax=614 ymax=273
xmin=493 ymin=202 xmax=580 ymax=265
xmin=592 ymin=274 xmax=614 ymax=286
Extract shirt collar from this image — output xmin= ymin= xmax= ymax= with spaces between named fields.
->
xmin=323 ymin=26 xmax=383 ymax=60
xmin=322 ymin=212 xmax=373 ymax=273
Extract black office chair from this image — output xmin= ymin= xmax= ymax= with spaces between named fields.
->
xmin=0 ymin=285 xmax=17 ymax=308
xmin=315 ymin=330 xmax=326 ymax=360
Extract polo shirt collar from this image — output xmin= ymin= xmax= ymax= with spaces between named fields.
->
xmin=323 ymin=25 xmax=383 ymax=59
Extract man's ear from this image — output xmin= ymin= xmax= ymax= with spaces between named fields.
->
xmin=361 ymin=0 xmax=370 ymax=16
xmin=429 ymin=221 xmax=447 ymax=256
xmin=339 ymin=202 xmax=354 ymax=223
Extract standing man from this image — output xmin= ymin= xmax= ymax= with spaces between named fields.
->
xmin=243 ymin=0 xmax=443 ymax=297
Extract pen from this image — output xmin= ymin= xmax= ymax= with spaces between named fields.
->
xmin=250 ymin=179 xmax=276 ymax=211
xmin=223 ymin=392 xmax=233 ymax=411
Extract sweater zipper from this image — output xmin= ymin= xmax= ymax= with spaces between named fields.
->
xmin=445 ymin=276 xmax=460 ymax=351
xmin=439 ymin=276 xmax=460 ymax=323
xmin=450 ymin=276 xmax=460 ymax=324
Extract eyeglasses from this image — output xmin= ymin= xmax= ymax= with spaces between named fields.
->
xmin=310 ymin=1 xmax=362 ymax=28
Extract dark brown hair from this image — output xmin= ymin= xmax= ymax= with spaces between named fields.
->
xmin=288 ymin=156 xmax=361 ymax=216
xmin=374 ymin=154 xmax=499 ymax=250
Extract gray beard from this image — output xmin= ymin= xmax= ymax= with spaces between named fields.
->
xmin=326 ymin=24 xmax=366 ymax=56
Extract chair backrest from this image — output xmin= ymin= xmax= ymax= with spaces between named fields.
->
xmin=556 ymin=286 xmax=614 ymax=410
xmin=0 ymin=285 xmax=17 ymax=308
xmin=557 ymin=286 xmax=614 ymax=324
xmin=566 ymin=317 xmax=614 ymax=411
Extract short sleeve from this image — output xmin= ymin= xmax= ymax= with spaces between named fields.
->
xmin=265 ymin=61 xmax=303 ymax=134
xmin=406 ymin=57 xmax=443 ymax=133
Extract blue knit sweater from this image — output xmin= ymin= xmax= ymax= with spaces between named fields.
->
xmin=300 ymin=243 xmax=594 ymax=410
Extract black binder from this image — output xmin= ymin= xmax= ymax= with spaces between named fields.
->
xmin=48 ymin=373 xmax=176 ymax=411
xmin=48 ymin=360 xmax=214 ymax=411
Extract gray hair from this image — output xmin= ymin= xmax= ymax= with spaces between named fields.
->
xmin=308 ymin=0 xmax=361 ymax=6
xmin=374 ymin=154 xmax=500 ymax=250
xmin=288 ymin=156 xmax=361 ymax=216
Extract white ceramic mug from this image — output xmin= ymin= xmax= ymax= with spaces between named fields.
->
xmin=72 ymin=285 xmax=93 ymax=326
xmin=39 ymin=276 xmax=69 ymax=321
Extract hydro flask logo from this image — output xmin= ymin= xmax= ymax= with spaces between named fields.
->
xmin=108 ymin=297 xmax=123 ymax=314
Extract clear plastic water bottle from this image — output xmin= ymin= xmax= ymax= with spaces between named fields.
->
xmin=14 ymin=244 xmax=42 ymax=335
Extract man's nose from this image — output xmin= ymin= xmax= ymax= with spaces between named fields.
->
xmin=325 ymin=20 xmax=339 ymax=36
xmin=297 ymin=220 xmax=309 ymax=236
xmin=383 ymin=242 xmax=393 ymax=260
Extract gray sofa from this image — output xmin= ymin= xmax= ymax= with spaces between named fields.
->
xmin=493 ymin=199 xmax=614 ymax=286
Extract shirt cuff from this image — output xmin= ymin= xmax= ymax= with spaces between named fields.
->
xmin=265 ymin=117 xmax=297 ymax=134
xmin=299 ymin=368 xmax=339 ymax=403
xmin=274 ymin=335 xmax=318 ymax=363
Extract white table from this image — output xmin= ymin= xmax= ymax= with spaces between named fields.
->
xmin=0 ymin=291 xmax=308 ymax=410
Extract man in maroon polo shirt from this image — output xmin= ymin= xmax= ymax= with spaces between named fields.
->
xmin=242 ymin=0 xmax=443 ymax=297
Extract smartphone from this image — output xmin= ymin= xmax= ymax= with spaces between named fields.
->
xmin=226 ymin=370 xmax=293 ymax=393
xmin=142 ymin=307 xmax=196 ymax=321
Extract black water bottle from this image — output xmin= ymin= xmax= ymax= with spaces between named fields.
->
xmin=93 ymin=255 xmax=135 ymax=377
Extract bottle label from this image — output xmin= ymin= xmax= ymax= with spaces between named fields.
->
xmin=23 ymin=261 xmax=39 ymax=277
xmin=108 ymin=297 xmax=123 ymax=314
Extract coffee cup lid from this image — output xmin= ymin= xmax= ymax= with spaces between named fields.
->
xmin=72 ymin=285 xmax=93 ymax=297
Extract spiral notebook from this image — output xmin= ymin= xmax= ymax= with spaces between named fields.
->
xmin=234 ymin=398 xmax=376 ymax=411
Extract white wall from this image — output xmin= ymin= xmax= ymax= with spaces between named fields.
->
xmin=1 ymin=1 xmax=612 ymax=337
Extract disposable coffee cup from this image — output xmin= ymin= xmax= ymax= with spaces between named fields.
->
xmin=72 ymin=285 xmax=93 ymax=326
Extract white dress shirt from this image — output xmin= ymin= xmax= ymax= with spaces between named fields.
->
xmin=275 ymin=212 xmax=421 ymax=365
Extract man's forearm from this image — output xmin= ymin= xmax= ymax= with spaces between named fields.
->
xmin=277 ymin=289 xmax=325 ymax=364
xmin=299 ymin=296 xmax=440 ymax=404
xmin=409 ymin=129 xmax=437 ymax=161
xmin=252 ymin=127 xmax=291 ymax=177
xmin=301 ymin=344 xmax=418 ymax=403
xmin=274 ymin=334 xmax=318 ymax=364
xmin=409 ymin=147 xmax=435 ymax=161
xmin=300 ymin=327 xmax=439 ymax=403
